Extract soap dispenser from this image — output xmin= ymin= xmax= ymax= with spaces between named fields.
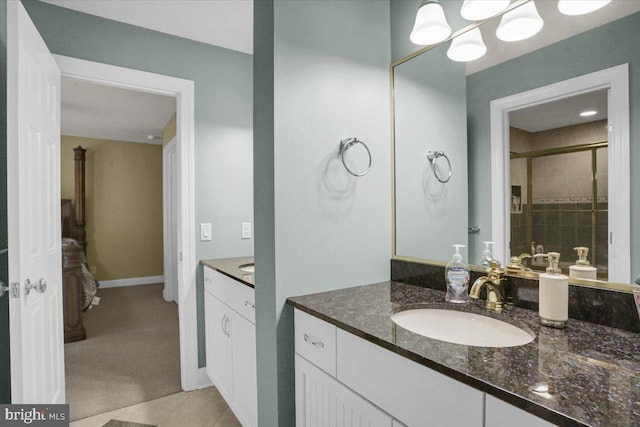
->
xmin=480 ymin=241 xmax=494 ymax=268
xmin=445 ymin=244 xmax=470 ymax=303
xmin=569 ymin=247 xmax=597 ymax=280
xmin=538 ymin=252 xmax=569 ymax=329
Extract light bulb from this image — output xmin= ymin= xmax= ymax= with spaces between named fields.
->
xmin=558 ymin=0 xmax=611 ymax=16
xmin=496 ymin=1 xmax=543 ymax=42
xmin=410 ymin=2 xmax=452 ymax=45
xmin=447 ymin=27 xmax=487 ymax=62
xmin=460 ymin=0 xmax=510 ymax=21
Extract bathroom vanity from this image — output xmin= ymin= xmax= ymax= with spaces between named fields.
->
xmin=202 ymin=257 xmax=256 ymax=427
xmin=287 ymin=281 xmax=640 ymax=427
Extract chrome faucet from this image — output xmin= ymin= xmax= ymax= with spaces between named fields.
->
xmin=469 ymin=260 xmax=506 ymax=312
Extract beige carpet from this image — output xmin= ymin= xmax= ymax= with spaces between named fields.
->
xmin=65 ymin=284 xmax=181 ymax=422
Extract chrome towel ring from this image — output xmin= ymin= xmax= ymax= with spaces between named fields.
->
xmin=339 ymin=137 xmax=372 ymax=177
xmin=427 ymin=150 xmax=452 ymax=183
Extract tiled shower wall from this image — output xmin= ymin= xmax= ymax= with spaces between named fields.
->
xmin=511 ymin=201 xmax=608 ymax=272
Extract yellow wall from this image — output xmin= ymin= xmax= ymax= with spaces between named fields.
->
xmin=61 ymin=136 xmax=163 ymax=281
xmin=162 ymin=114 xmax=177 ymax=146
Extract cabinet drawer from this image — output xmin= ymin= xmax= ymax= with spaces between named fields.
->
xmin=294 ymin=309 xmax=337 ymax=377
xmin=205 ymin=267 xmax=255 ymax=324
xmin=485 ymin=395 xmax=554 ymax=427
xmin=337 ymin=329 xmax=484 ymax=427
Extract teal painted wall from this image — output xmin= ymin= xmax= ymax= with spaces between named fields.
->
xmin=0 ymin=0 xmax=10 ymax=404
xmin=254 ymin=0 xmax=391 ymax=424
xmin=467 ymin=12 xmax=640 ymax=280
xmin=253 ymin=0 xmax=278 ymax=425
xmin=21 ymin=0 xmax=253 ymax=368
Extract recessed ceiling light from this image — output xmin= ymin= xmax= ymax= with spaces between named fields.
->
xmin=580 ymin=110 xmax=597 ymax=117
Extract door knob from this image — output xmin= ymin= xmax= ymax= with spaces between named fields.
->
xmin=24 ymin=278 xmax=47 ymax=295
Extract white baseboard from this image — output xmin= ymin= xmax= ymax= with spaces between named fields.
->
xmin=197 ymin=367 xmax=213 ymax=389
xmin=99 ymin=275 xmax=164 ymax=289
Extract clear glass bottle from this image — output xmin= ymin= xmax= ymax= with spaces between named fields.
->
xmin=445 ymin=244 xmax=470 ymax=303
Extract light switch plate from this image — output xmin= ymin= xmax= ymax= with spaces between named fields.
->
xmin=241 ymin=222 xmax=252 ymax=239
xmin=200 ymin=223 xmax=212 ymax=241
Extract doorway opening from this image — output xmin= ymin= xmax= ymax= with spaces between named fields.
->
xmin=53 ymin=55 xmax=200 ymax=396
xmin=60 ymin=75 xmax=180 ymax=420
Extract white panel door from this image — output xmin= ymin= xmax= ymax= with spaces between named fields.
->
xmin=7 ymin=1 xmax=64 ymax=403
xmin=204 ymin=292 xmax=234 ymax=402
xmin=295 ymin=354 xmax=393 ymax=427
xmin=232 ymin=311 xmax=257 ymax=427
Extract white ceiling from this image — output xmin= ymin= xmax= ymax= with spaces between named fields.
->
xmin=41 ymin=0 xmax=254 ymax=55
xmin=509 ymin=89 xmax=607 ymax=133
xmin=467 ymin=1 xmax=640 ymax=74
xmin=61 ymin=78 xmax=176 ymax=144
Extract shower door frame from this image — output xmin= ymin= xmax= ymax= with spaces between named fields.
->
xmin=510 ymin=141 xmax=608 ymax=276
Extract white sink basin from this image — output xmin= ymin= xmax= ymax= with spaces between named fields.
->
xmin=239 ymin=263 xmax=255 ymax=273
xmin=391 ymin=308 xmax=534 ymax=348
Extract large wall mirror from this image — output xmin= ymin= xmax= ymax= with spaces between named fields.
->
xmin=391 ymin=0 xmax=640 ymax=287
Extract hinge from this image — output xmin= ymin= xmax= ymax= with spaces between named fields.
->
xmin=10 ymin=282 xmax=20 ymax=298
xmin=180 ymin=252 xmax=183 ymax=261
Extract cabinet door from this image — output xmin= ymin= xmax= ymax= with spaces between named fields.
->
xmin=232 ymin=311 xmax=257 ymax=427
xmin=295 ymin=354 xmax=393 ymax=427
xmin=205 ymin=292 xmax=234 ymax=402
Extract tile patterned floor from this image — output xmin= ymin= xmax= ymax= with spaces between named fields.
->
xmin=70 ymin=387 xmax=241 ymax=427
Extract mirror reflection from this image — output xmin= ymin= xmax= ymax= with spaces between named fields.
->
xmin=392 ymin=1 xmax=640 ymax=285
xmin=509 ymin=91 xmax=609 ymax=279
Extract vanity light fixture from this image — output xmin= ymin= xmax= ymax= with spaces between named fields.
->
xmin=410 ymin=0 xmax=452 ymax=46
xmin=496 ymin=1 xmax=544 ymax=42
xmin=460 ymin=0 xmax=510 ymax=21
xmin=579 ymin=110 xmax=597 ymax=117
xmin=558 ymin=0 xmax=612 ymax=16
xmin=447 ymin=27 xmax=487 ymax=62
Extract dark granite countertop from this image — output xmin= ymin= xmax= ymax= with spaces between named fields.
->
xmin=201 ymin=256 xmax=254 ymax=288
xmin=287 ymin=281 xmax=640 ymax=427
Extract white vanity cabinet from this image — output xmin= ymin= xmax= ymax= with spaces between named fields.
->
xmin=294 ymin=309 xmax=393 ymax=427
xmin=204 ymin=267 xmax=257 ymax=427
xmin=294 ymin=308 xmax=552 ymax=427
